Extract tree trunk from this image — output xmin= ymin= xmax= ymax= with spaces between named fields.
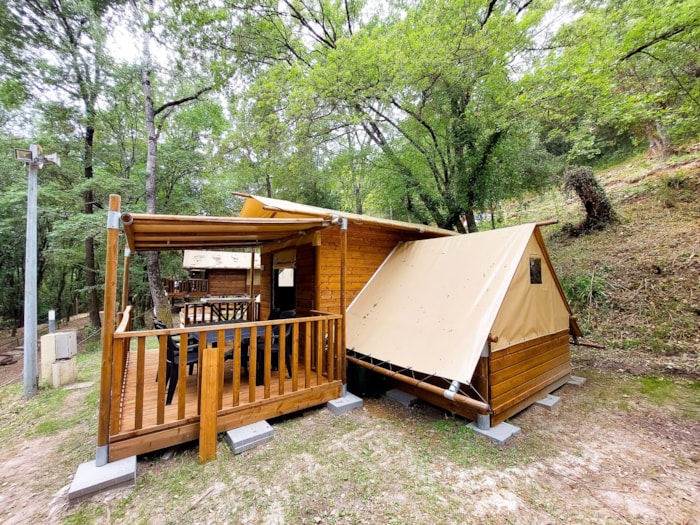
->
xmin=139 ymin=0 xmax=173 ymax=326
xmin=84 ymin=121 xmax=102 ymax=328
xmin=564 ymin=166 xmax=618 ymax=232
xmin=646 ymin=122 xmax=671 ymax=158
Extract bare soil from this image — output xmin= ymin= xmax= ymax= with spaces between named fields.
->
xmin=0 ymin=154 xmax=698 ymax=524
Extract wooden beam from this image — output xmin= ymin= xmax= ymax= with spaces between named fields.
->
xmin=340 ymin=219 xmax=348 ymax=384
xmin=199 ymin=347 xmax=219 ymax=463
xmin=120 ymin=246 xmax=131 ymax=313
xmin=346 ymin=355 xmax=490 ymax=414
xmin=248 ymin=247 xmax=255 ymax=320
xmin=97 ymin=194 xmax=121 ymax=466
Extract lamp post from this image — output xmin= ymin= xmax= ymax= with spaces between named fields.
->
xmin=15 ymin=145 xmax=60 ymax=399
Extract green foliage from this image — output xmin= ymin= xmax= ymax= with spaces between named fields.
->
xmin=1 ymin=0 xmax=697 ymax=326
xmin=525 ymin=0 xmax=700 ymax=161
xmin=561 ymin=267 xmax=608 ymax=309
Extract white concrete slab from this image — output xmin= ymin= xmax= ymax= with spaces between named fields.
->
xmin=386 ymin=388 xmax=418 ymax=407
xmin=327 ymin=392 xmax=363 ymax=415
xmin=467 ymin=421 xmax=521 ymax=446
xmin=535 ymin=394 xmax=561 ymax=410
xmin=568 ymin=375 xmax=587 ymax=387
xmin=68 ymin=456 xmax=136 ymax=502
xmin=225 ymin=421 xmax=274 ymax=454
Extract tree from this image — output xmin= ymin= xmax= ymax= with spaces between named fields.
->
xmin=130 ymin=0 xmax=215 ymax=326
xmin=525 ymin=0 xmax=700 ymax=161
xmin=211 ymin=0 xmax=557 ymax=231
xmin=564 ymin=166 xmax=618 ymax=233
xmin=1 ymin=0 xmax=125 ymax=328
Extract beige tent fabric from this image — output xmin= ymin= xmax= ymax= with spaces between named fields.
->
xmin=346 ymin=224 xmax=538 ymax=384
xmin=490 ymin=235 xmax=571 ymax=351
xmin=238 ymin=194 xmax=457 ymax=238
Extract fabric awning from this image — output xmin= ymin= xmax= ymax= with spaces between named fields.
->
xmin=121 ymin=213 xmax=331 ymax=252
xmin=236 ymin=193 xmax=458 ymax=238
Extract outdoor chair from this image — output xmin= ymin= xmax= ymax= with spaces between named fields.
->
xmin=153 ymin=318 xmax=199 ymax=405
xmin=255 ymin=309 xmax=295 ymax=385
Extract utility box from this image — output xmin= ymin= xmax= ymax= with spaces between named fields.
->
xmin=40 ymin=331 xmax=78 ymax=386
xmin=55 ymin=331 xmax=77 ymax=359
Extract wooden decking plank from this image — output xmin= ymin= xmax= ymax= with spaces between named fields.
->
xmin=117 ymin=348 xmax=329 ymax=434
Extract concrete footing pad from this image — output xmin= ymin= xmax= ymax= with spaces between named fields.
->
xmin=535 ymin=394 xmax=561 ymax=411
xmin=225 ymin=421 xmax=274 ymax=454
xmin=68 ymin=456 xmax=136 ymax=502
xmin=386 ymin=388 xmax=418 ymax=407
xmin=467 ymin=421 xmax=521 ymax=446
xmin=327 ymin=392 xmax=363 ymax=415
xmin=568 ymin=375 xmax=587 ymax=387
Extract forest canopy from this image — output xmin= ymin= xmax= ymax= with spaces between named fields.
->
xmin=1 ymin=0 xmax=698 ymax=328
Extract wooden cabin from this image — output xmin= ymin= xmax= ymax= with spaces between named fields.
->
xmin=95 ymin=194 xmax=580 ymax=466
xmin=95 ymin=194 xmax=452 ymax=465
xmin=164 ymin=250 xmax=261 ymax=303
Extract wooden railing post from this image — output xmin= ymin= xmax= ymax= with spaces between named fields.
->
xmin=199 ymin=346 xmax=219 ymax=463
xmin=96 ymin=194 xmax=121 ymax=466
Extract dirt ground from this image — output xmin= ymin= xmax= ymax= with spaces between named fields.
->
xmin=0 ymin=353 xmax=698 ymax=524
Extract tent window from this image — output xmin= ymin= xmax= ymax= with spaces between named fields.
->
xmin=529 ymin=257 xmax=542 ymax=284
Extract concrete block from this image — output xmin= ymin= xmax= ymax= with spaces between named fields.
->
xmin=52 ymin=357 xmax=77 ymax=387
xmin=224 ymin=421 xmax=274 ymax=454
xmin=326 ymin=392 xmax=363 ymax=416
xmin=40 ymin=332 xmax=77 ymax=383
xmin=534 ymin=394 xmax=561 ymax=411
xmin=467 ymin=421 xmax=521 ymax=446
xmin=568 ymin=375 xmax=587 ymax=387
xmin=386 ymin=388 xmax=418 ymax=407
xmin=68 ymin=456 xmax=136 ymax=502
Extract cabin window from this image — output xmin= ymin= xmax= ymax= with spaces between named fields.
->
xmin=277 ymin=268 xmax=294 ymax=287
xmin=529 ymin=257 xmax=542 ymax=284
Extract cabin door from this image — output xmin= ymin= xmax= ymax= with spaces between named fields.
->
xmin=272 ymin=249 xmax=296 ymax=312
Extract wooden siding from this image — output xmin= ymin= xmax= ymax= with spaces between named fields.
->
xmin=208 ymin=269 xmax=248 ymax=296
xmin=489 ymin=330 xmax=571 ymax=425
xmin=295 ymin=242 xmax=315 ymax=316
xmin=259 ymin=252 xmax=273 ymax=320
xmin=317 ymin=224 xmax=426 ymax=313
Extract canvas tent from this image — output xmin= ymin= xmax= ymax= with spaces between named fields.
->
xmin=346 ymin=223 xmax=581 ymax=426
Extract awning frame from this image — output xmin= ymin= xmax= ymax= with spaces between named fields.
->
xmin=121 ymin=212 xmax=332 ymax=252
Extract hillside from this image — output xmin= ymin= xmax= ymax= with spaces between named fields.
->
xmin=505 ymin=147 xmax=700 ymax=379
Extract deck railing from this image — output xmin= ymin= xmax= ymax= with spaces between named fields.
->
xmin=164 ymin=278 xmax=209 ymax=296
xmin=183 ymin=298 xmax=257 ymax=325
xmin=107 ymin=307 xmax=343 ymax=461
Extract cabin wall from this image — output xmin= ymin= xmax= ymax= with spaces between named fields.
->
xmin=260 ymin=252 xmax=273 ymax=320
xmin=488 ymin=329 xmax=571 ymax=425
xmin=208 ymin=269 xmax=247 ymax=296
xmin=317 ymin=224 xmax=427 ymax=314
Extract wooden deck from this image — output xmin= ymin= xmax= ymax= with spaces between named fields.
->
xmin=118 ymin=348 xmax=333 ymax=432
xmin=105 ymin=312 xmax=344 ymax=462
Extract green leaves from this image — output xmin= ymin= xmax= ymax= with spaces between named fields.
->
xmin=526 ymin=0 xmax=700 ymax=161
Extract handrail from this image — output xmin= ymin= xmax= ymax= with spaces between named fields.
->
xmin=113 ymin=313 xmax=341 ymax=340
xmin=108 ymin=313 xmax=343 ymax=458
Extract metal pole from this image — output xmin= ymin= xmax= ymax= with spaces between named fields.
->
xmin=23 ymin=161 xmax=38 ymax=399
